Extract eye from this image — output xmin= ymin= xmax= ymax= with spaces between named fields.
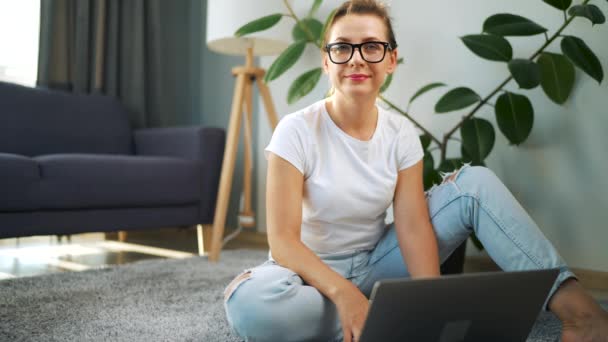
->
xmin=363 ymin=43 xmax=383 ymax=52
xmin=331 ymin=44 xmax=351 ymax=54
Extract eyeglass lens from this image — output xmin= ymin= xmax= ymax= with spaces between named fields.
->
xmin=328 ymin=42 xmax=387 ymax=64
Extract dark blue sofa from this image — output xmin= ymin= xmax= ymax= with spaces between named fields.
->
xmin=0 ymin=81 xmax=225 ymax=253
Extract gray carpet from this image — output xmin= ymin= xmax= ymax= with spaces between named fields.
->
xmin=0 ymin=249 xmax=604 ymax=341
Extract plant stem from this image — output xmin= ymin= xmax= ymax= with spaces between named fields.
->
xmin=283 ymin=0 xmax=319 ymax=45
xmin=440 ymin=76 xmax=511 ymax=162
xmin=379 ymin=95 xmax=441 ymax=145
xmin=528 ymin=2 xmax=584 ymax=61
xmin=438 ymin=0 xmax=587 ymax=163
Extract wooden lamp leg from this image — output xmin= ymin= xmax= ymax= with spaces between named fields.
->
xmin=256 ymin=78 xmax=279 ymax=131
xmin=208 ymin=73 xmax=247 ymax=262
xmin=239 ymin=78 xmax=256 ymax=229
xmin=208 ymin=54 xmax=277 ymax=261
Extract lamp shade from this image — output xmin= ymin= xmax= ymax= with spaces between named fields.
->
xmin=206 ymin=0 xmax=291 ymax=56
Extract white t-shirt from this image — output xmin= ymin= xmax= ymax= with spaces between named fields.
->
xmin=265 ymin=99 xmax=424 ymax=254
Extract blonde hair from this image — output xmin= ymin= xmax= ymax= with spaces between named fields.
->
xmin=322 ymin=0 xmax=397 ymax=50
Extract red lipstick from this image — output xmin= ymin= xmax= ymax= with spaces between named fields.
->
xmin=346 ymin=74 xmax=370 ymax=81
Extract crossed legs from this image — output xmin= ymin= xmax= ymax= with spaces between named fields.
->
xmin=225 ymin=166 xmax=607 ymax=341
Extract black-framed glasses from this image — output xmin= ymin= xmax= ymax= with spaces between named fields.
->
xmin=325 ymin=41 xmax=395 ymax=64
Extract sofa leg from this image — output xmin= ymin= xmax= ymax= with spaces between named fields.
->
xmin=197 ymin=225 xmax=204 ymax=256
xmin=197 ymin=224 xmax=213 ymax=256
xmin=118 ymin=231 xmax=127 ymax=242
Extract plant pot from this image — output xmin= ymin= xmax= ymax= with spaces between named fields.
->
xmin=440 ymin=241 xmax=467 ymax=275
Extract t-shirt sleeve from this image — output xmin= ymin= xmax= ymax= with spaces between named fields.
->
xmin=264 ymin=114 xmax=308 ymax=175
xmin=397 ymin=121 xmax=424 ymax=171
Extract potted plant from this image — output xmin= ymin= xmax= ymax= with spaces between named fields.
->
xmin=235 ymin=0 xmax=606 ymax=273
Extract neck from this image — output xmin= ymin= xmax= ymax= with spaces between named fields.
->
xmin=325 ymin=92 xmax=378 ymax=140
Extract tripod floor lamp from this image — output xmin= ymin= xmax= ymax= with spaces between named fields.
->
xmin=205 ymin=0 xmax=290 ymax=261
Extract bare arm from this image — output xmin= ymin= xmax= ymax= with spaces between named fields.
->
xmin=393 ymin=160 xmax=441 ymax=278
xmin=266 ymin=152 xmax=367 ymax=342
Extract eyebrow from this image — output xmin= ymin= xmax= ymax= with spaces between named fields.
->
xmin=332 ymin=36 xmax=383 ymax=42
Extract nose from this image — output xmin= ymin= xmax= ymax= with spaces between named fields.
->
xmin=349 ymin=46 xmax=365 ymax=65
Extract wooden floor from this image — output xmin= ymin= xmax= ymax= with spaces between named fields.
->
xmin=0 ymin=226 xmax=267 ymax=279
xmin=1 ymin=226 xmax=606 ymax=301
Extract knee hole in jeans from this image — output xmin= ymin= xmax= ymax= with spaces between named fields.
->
xmin=440 ymin=163 xmax=470 ymax=184
xmin=444 ymin=173 xmax=457 ymax=183
xmin=224 ymin=270 xmax=252 ymax=302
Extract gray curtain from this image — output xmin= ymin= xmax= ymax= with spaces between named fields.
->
xmin=37 ymin=0 xmax=164 ymax=128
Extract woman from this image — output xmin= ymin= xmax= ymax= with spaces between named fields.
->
xmin=224 ymin=1 xmax=608 ymax=341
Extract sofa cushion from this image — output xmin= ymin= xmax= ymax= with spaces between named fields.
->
xmin=34 ymin=154 xmax=202 ymax=210
xmin=0 ymin=153 xmax=40 ymax=211
xmin=0 ymin=81 xmax=133 ymax=156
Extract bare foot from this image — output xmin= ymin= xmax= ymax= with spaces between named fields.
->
xmin=549 ymin=279 xmax=608 ymax=342
xmin=561 ymin=310 xmax=608 ymax=342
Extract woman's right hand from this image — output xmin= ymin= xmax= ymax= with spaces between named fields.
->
xmin=333 ymin=282 xmax=370 ymax=342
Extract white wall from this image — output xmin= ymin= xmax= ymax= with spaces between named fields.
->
xmin=0 ymin=0 xmax=40 ymax=86
xmin=256 ymin=0 xmax=608 ymax=271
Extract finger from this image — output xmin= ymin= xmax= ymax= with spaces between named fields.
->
xmin=342 ymin=327 xmax=351 ymax=342
xmin=352 ymin=326 xmax=362 ymax=342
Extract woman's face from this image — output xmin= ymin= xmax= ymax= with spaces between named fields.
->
xmin=323 ymin=14 xmax=397 ymax=99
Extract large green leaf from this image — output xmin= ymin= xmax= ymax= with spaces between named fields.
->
xmin=265 ymin=41 xmax=307 ymax=83
xmin=461 ymin=118 xmax=495 ymax=164
xmin=435 ymin=87 xmax=481 ymax=113
xmin=234 ymin=14 xmax=283 ymax=37
xmin=461 ymin=145 xmax=472 ymax=164
xmin=409 ymin=83 xmax=446 ymax=105
xmin=309 ymin=0 xmax=323 ymax=17
xmin=423 ymin=154 xmax=441 ymax=190
xmin=568 ymin=4 xmax=605 ymax=24
xmin=537 ymin=52 xmax=575 ymax=104
xmin=461 ymin=146 xmax=486 ymax=166
xmin=495 ymin=92 xmax=534 ymax=145
xmin=292 ymin=18 xmax=323 ymax=43
xmin=542 ymin=0 xmax=572 ymax=11
xmin=379 ymin=74 xmax=393 ymax=93
xmin=483 ymin=14 xmax=547 ymax=36
xmin=287 ymin=68 xmax=322 ymax=104
xmin=424 ymin=171 xmax=442 ymax=191
xmin=561 ymin=36 xmax=604 ymax=83
xmin=461 ymin=34 xmax=513 ymax=62
xmin=508 ymin=59 xmax=541 ymax=89
xmin=420 ymin=134 xmax=432 ymax=151
xmin=438 ymin=159 xmax=465 ymax=173
xmin=423 ymin=153 xmax=435 ymax=174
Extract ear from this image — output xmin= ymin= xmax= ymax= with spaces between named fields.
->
xmin=386 ymin=48 xmax=398 ymax=75
xmin=322 ymin=53 xmax=330 ymax=74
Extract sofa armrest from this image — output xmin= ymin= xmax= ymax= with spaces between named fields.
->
xmin=134 ymin=126 xmax=225 ymax=161
xmin=134 ymin=126 xmax=226 ymax=223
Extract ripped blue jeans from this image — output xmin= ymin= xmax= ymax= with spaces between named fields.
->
xmin=223 ymin=166 xmax=575 ymax=342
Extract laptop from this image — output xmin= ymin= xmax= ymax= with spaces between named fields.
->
xmin=359 ymin=269 xmax=559 ymax=342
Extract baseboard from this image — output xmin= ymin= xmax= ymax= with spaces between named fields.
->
xmin=204 ymin=225 xmax=268 ymax=251
xmin=571 ymin=267 xmax=608 ymax=291
xmin=212 ymin=229 xmax=608 ymax=291
xmin=465 ymin=256 xmax=608 ymax=291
